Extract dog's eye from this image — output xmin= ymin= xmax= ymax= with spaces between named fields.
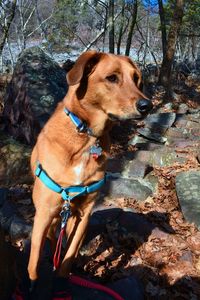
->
xmin=133 ymin=74 xmax=139 ymax=85
xmin=106 ymin=74 xmax=118 ymax=83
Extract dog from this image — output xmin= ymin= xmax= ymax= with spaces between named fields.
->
xmin=28 ymin=51 xmax=152 ymax=283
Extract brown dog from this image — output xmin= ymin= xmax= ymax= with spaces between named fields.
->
xmin=28 ymin=51 xmax=152 ymax=282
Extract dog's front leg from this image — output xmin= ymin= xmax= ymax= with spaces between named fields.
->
xmin=28 ymin=184 xmax=61 ymax=281
xmin=28 ymin=209 xmax=54 ymax=281
xmin=58 ymin=195 xmax=96 ymax=277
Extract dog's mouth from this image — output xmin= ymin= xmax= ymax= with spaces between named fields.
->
xmin=108 ymin=112 xmax=145 ymax=122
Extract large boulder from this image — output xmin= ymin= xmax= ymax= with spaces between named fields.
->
xmin=0 ymin=133 xmax=31 ymax=186
xmin=2 ymin=47 xmax=68 ymax=145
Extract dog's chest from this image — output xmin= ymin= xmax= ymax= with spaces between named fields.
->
xmin=72 ymin=150 xmax=101 ymax=185
xmin=73 ymin=160 xmax=86 ymax=185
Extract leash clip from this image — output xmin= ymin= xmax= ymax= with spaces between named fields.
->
xmin=60 ymin=201 xmax=71 ymax=229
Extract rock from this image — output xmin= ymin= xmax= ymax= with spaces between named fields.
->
xmin=188 ymin=108 xmax=200 ymax=114
xmin=187 ymin=113 xmax=200 ymax=123
xmin=128 ymin=135 xmax=162 ymax=150
xmin=174 ymin=117 xmax=188 ymax=128
xmin=152 ymin=150 xmax=187 ymax=167
xmin=134 ymin=149 xmax=188 ymax=167
xmin=176 ymin=170 xmax=200 ymax=229
xmin=177 ymin=103 xmax=189 ymax=114
xmin=165 ymin=127 xmax=190 ymax=139
xmin=0 ymin=188 xmax=32 ymax=241
xmin=144 ymin=172 xmax=159 ymax=193
xmin=136 ymin=113 xmax=176 ymax=144
xmin=166 ymin=138 xmax=200 ymax=149
xmin=144 ymin=113 xmax=176 ymax=129
xmin=175 ymin=115 xmax=200 ymax=130
xmin=137 ymin=128 xmax=167 ymax=143
xmin=3 ymin=46 xmax=68 ymax=145
xmin=156 ymin=102 xmax=176 ymax=113
xmin=106 ymin=158 xmax=152 ymax=179
xmin=0 ymin=134 xmax=32 ymax=186
xmin=122 ymin=159 xmax=152 ymax=179
xmin=106 ymin=158 xmax=125 ymax=175
xmin=102 ymin=177 xmax=152 ymax=201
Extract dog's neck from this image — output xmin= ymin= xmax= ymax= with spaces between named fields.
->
xmin=63 ymin=91 xmax=111 ymax=138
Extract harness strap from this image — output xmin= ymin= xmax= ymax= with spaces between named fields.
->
xmin=35 ymin=163 xmax=109 ymax=269
xmin=35 ymin=163 xmax=108 ymax=201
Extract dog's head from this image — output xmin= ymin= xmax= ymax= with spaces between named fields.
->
xmin=67 ymin=51 xmax=152 ymax=121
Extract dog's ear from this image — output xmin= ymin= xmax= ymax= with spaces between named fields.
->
xmin=67 ymin=51 xmax=102 ymax=86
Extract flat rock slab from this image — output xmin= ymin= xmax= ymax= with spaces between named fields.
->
xmin=135 ymin=149 xmax=188 ymax=167
xmin=128 ymin=135 xmax=162 ymax=150
xmin=107 ymin=158 xmax=152 ymax=179
xmin=136 ymin=113 xmax=176 ymax=144
xmin=137 ymin=127 xmax=167 ymax=143
xmin=102 ymin=177 xmax=152 ymax=201
xmin=144 ymin=112 xmax=176 ymax=129
xmin=176 ymin=170 xmax=200 ymax=229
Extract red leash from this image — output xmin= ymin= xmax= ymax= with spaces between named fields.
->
xmin=69 ymin=274 xmax=124 ymax=300
xmin=53 ymin=227 xmax=65 ymax=270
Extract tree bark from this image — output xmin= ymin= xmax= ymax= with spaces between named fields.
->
xmin=117 ymin=1 xmax=125 ymax=55
xmin=108 ymin=0 xmax=114 ymax=53
xmin=0 ymin=0 xmax=17 ymax=60
xmin=158 ymin=0 xmax=167 ymax=58
xmin=159 ymin=0 xmax=185 ymax=88
xmin=125 ymin=0 xmax=138 ymax=56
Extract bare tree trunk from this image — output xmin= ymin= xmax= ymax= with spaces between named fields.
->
xmin=0 ymin=0 xmax=17 ymax=60
xmin=159 ymin=0 xmax=185 ymax=89
xmin=125 ymin=0 xmax=138 ymax=56
xmin=158 ymin=0 xmax=167 ymax=58
xmin=108 ymin=0 xmax=114 ymax=53
xmin=117 ymin=1 xmax=125 ymax=55
xmin=143 ymin=1 xmax=150 ymax=65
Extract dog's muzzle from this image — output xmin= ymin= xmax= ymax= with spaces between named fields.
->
xmin=136 ymin=98 xmax=153 ymax=114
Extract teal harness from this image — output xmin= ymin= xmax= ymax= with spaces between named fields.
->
xmin=35 ymin=108 xmax=108 ymax=269
xmin=35 ymin=163 xmax=108 ymax=203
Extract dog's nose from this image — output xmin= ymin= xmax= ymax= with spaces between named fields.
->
xmin=136 ymin=98 xmax=153 ymax=114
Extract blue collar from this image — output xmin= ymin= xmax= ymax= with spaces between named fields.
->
xmin=35 ymin=163 xmax=109 ymax=201
xmin=64 ymin=108 xmax=94 ymax=136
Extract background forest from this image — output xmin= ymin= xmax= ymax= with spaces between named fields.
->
xmin=0 ymin=0 xmax=200 ymax=89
